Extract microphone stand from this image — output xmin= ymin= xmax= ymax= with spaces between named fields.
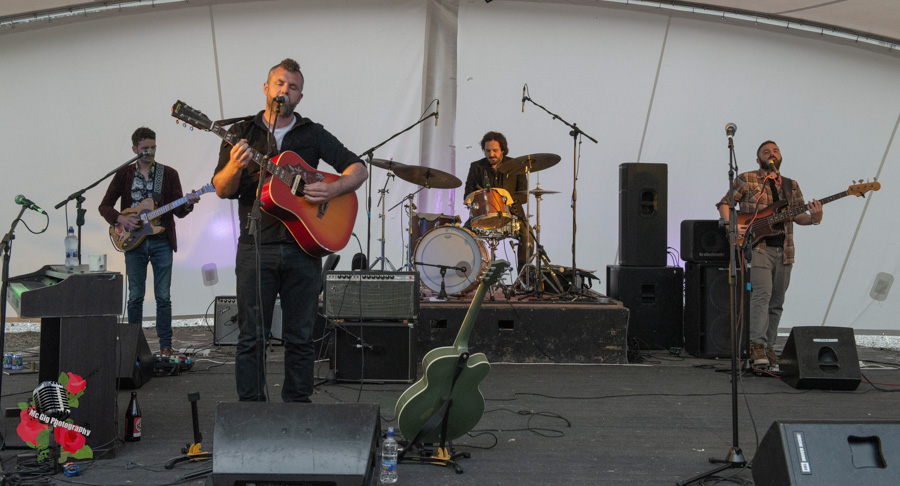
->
xmin=677 ymin=134 xmax=747 ymax=485
xmin=357 ymin=109 xmax=438 ymax=266
xmin=413 ymin=261 xmax=466 ymax=300
xmin=522 ymin=93 xmax=598 ymax=295
xmin=0 ymin=206 xmax=28 ymax=461
xmin=55 ymin=152 xmax=144 ymax=264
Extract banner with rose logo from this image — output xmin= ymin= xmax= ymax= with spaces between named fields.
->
xmin=17 ymin=372 xmax=93 ymax=463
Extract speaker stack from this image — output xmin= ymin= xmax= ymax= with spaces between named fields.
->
xmin=324 ymin=271 xmax=419 ymax=383
xmin=607 ymin=163 xmax=683 ymax=351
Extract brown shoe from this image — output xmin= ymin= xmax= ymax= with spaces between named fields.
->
xmin=160 ymin=348 xmax=174 ymax=357
xmin=750 ymin=343 xmax=769 ymax=368
xmin=766 ymin=347 xmax=779 ymax=369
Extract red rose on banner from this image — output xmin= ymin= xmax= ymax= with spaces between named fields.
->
xmin=17 ymin=407 xmax=47 ymax=445
xmin=65 ymin=373 xmax=86 ymax=395
xmin=54 ymin=427 xmax=87 ymax=455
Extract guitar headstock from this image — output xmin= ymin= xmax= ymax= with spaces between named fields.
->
xmin=848 ymin=181 xmax=881 ymax=197
xmin=172 ymin=100 xmax=214 ymax=131
xmin=480 ymin=260 xmax=511 ymax=287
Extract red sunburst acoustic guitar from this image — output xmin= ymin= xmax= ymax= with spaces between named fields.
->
xmin=171 ymin=100 xmax=357 ymax=257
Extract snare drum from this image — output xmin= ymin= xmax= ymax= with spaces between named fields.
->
xmin=473 ymin=216 xmax=520 ymax=240
xmin=413 ymin=226 xmax=488 ymax=295
xmin=410 ymin=212 xmax=460 ymax=243
xmin=465 ymin=188 xmax=512 ymax=229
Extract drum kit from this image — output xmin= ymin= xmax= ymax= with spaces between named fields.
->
xmin=369 ymin=153 xmax=567 ymax=300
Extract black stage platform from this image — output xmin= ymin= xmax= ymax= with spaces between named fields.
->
xmin=1 ymin=311 xmax=899 ymax=485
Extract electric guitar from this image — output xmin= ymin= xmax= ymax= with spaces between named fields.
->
xmin=109 ymin=184 xmax=214 ymax=252
xmin=171 ymin=100 xmax=358 ymax=257
xmin=394 ymin=260 xmax=510 ymax=444
xmin=735 ymin=181 xmax=880 ymax=246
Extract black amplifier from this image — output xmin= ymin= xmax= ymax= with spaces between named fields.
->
xmin=324 ymin=271 xmax=419 ymax=321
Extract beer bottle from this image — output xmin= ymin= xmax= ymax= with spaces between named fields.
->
xmin=125 ymin=391 xmax=142 ymax=442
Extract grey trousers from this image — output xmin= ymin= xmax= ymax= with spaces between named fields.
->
xmin=749 ymin=246 xmax=792 ymax=347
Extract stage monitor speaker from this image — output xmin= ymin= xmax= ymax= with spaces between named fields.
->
xmin=333 ymin=322 xmax=416 ymax=383
xmin=618 ymin=162 xmax=668 ymax=267
xmin=779 ymin=326 xmax=861 ymax=391
xmin=683 ymin=262 xmax=750 ymax=359
xmin=212 ymin=402 xmax=380 ymax=486
xmin=324 ymin=271 xmax=419 ymax=320
xmin=680 ymin=219 xmax=728 ymax=263
xmin=214 ymin=296 xmax=282 ymax=345
xmin=753 ymin=420 xmax=900 ymax=486
xmin=606 ymin=265 xmax=683 ymax=351
xmin=116 ymin=323 xmax=153 ymax=389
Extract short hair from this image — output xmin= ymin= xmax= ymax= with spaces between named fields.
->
xmin=480 ymin=131 xmax=508 ymax=156
xmin=132 ymin=127 xmax=156 ymax=147
xmin=268 ymin=58 xmax=304 ymax=88
xmin=757 ymin=140 xmax=777 ymax=160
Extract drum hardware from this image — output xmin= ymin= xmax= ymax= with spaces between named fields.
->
xmin=413 ymin=261 xmax=467 ymax=300
xmin=369 ymin=163 xmax=409 ymax=271
xmin=514 ymin=183 xmax=563 ymax=297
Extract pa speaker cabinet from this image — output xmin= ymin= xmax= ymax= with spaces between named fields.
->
xmin=214 ymin=296 xmax=282 ymax=345
xmin=779 ymin=326 xmax=861 ymax=391
xmin=606 ymin=265 xmax=683 ymax=351
xmin=116 ymin=323 xmax=153 ymax=389
xmin=681 ymin=219 xmax=729 ymax=263
xmin=212 ymin=402 xmax=380 ymax=486
xmin=683 ymin=262 xmax=750 ymax=359
xmin=753 ymin=420 xmax=900 ymax=486
xmin=619 ymin=163 xmax=668 ymax=266
xmin=333 ymin=321 xmax=416 ymax=383
xmin=325 ymin=271 xmax=419 ymax=320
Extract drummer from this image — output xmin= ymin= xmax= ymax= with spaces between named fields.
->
xmin=464 ymin=131 xmax=531 ymax=270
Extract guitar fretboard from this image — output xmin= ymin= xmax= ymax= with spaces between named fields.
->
xmin=767 ymin=190 xmax=848 ymax=224
xmin=213 ymin=125 xmax=301 ymax=193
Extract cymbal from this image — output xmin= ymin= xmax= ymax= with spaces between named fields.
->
xmin=497 ymin=153 xmax=561 ymax=175
xmin=517 ymin=188 xmax=560 ymax=197
xmin=369 ymin=158 xmax=407 ymax=171
xmin=393 ymin=165 xmax=462 ymax=189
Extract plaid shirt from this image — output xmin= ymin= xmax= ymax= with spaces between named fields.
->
xmin=717 ymin=168 xmax=805 ymax=264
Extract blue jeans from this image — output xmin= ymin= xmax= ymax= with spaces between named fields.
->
xmin=235 ymin=242 xmax=321 ymax=402
xmin=749 ymin=246 xmax=792 ymax=347
xmin=125 ymin=237 xmax=173 ymax=349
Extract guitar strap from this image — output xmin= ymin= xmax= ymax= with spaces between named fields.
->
xmin=151 ymin=163 xmax=166 ymax=203
xmin=782 ymin=176 xmax=793 ymax=206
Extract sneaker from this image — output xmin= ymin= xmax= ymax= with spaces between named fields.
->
xmin=160 ymin=348 xmax=174 ymax=357
xmin=750 ymin=343 xmax=769 ymax=368
xmin=766 ymin=347 xmax=779 ymax=370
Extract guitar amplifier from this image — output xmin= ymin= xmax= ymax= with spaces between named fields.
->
xmin=324 ymin=271 xmax=419 ymax=321
xmin=214 ymin=296 xmax=282 ymax=345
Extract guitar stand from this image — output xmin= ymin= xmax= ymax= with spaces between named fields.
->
xmin=164 ymin=392 xmax=212 ymax=476
xmin=398 ymin=353 xmax=472 ymax=474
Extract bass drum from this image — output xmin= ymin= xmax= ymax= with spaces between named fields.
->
xmin=414 ymin=226 xmax=488 ymax=296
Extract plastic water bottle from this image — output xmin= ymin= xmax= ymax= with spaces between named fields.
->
xmin=379 ymin=427 xmax=398 ymax=483
xmin=64 ymin=226 xmax=78 ymax=271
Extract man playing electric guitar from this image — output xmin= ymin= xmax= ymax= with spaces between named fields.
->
xmin=99 ymin=127 xmax=200 ymax=357
xmin=212 ymin=58 xmax=367 ymax=403
xmin=717 ymin=140 xmax=823 ymax=371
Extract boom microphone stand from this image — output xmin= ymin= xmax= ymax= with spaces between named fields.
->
xmin=522 ymin=87 xmax=597 ymax=294
xmin=677 ymin=123 xmax=747 ymax=485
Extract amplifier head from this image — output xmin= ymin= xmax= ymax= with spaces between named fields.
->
xmin=324 ymin=271 xmax=419 ymax=321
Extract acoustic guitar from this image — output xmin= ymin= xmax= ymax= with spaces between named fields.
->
xmin=394 ymin=260 xmax=509 ymax=444
xmin=109 ymin=184 xmax=214 ymax=252
xmin=171 ymin=100 xmax=358 ymax=257
xmin=736 ymin=181 xmax=880 ymax=246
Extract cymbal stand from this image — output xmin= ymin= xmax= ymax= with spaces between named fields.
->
xmin=515 ymin=214 xmax=564 ymax=296
xmin=389 ymin=187 xmax=425 ymax=271
xmin=369 ymin=171 xmax=396 ymax=271
xmin=515 ymin=183 xmax=547 ymax=296
xmin=522 ymin=91 xmax=598 ymax=295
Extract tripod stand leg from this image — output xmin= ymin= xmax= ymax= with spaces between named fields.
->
xmin=675 ymin=447 xmax=746 ymax=486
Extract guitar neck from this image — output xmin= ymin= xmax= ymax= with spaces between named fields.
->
xmin=210 ymin=125 xmax=294 ymax=187
xmin=452 ymin=279 xmax=491 ymax=354
xmin=768 ymin=190 xmax=848 ymax=224
xmin=146 ymin=194 xmax=192 ymax=220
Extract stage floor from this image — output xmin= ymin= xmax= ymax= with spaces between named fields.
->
xmin=1 ymin=324 xmax=899 ymax=485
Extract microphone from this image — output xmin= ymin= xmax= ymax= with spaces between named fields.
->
xmin=435 ymin=99 xmax=439 ymax=127
xmin=766 ymin=158 xmax=780 ymax=175
xmin=522 ymin=84 xmax=526 ymax=113
xmin=273 ymin=94 xmax=289 ymax=104
xmin=33 ymin=381 xmax=70 ymax=421
xmin=141 ymin=150 xmax=152 ymax=157
xmin=15 ymin=194 xmax=46 ymax=215
xmin=725 ymin=122 xmax=736 ymax=139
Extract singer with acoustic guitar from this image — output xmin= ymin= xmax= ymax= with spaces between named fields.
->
xmin=99 ymin=127 xmax=200 ymax=358
xmin=717 ymin=140 xmax=823 ymax=371
xmin=212 ymin=58 xmax=367 ymax=403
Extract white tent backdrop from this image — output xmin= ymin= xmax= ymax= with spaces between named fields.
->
xmin=2 ymin=0 xmax=899 ymax=332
